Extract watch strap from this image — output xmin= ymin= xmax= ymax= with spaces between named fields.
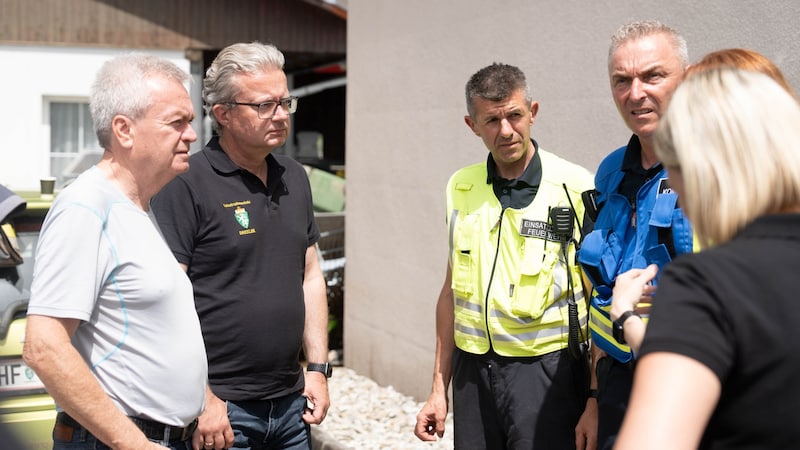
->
xmin=306 ymin=362 xmax=332 ymax=378
xmin=612 ymin=310 xmax=641 ymax=345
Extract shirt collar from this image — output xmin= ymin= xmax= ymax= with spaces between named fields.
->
xmin=622 ymin=134 xmax=662 ymax=174
xmin=621 ymin=134 xmax=643 ymax=172
xmin=486 ymin=138 xmax=542 ymax=187
xmin=203 ymin=135 xmax=286 ymax=182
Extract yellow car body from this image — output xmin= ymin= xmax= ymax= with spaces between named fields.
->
xmin=0 ymin=192 xmax=57 ymax=448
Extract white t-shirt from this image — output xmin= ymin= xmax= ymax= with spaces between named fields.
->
xmin=28 ymin=167 xmax=207 ymax=426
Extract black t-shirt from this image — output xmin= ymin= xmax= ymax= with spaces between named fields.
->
xmin=151 ymin=137 xmax=319 ymax=401
xmin=640 ymin=214 xmax=800 ymax=449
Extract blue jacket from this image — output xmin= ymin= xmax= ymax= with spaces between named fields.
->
xmin=577 ymin=138 xmax=693 ymax=362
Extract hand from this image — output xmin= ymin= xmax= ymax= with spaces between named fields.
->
xmin=192 ymin=391 xmax=234 ymax=450
xmin=575 ymin=397 xmax=598 ymax=450
xmin=414 ymin=391 xmax=448 ymax=442
xmin=302 ymin=372 xmax=330 ymax=425
xmin=611 ymin=265 xmax=658 ymax=321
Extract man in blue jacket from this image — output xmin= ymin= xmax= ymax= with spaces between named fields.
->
xmin=574 ymin=20 xmax=694 ymax=450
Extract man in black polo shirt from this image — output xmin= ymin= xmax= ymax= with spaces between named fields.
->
xmin=152 ymin=42 xmax=330 ymax=450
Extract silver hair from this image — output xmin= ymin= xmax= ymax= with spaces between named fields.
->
xmin=203 ymin=42 xmax=286 ymax=133
xmin=90 ymin=54 xmax=190 ymax=150
xmin=608 ymin=20 xmax=689 ymax=69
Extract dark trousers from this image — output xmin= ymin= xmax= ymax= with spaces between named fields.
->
xmin=452 ymin=348 xmax=589 ymax=450
xmin=596 ymin=356 xmax=634 ymax=450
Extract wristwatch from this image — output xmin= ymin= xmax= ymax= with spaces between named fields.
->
xmin=612 ymin=310 xmax=641 ymax=345
xmin=306 ymin=362 xmax=333 ymax=378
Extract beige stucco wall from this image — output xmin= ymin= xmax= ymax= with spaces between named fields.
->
xmin=344 ymin=0 xmax=800 ymax=400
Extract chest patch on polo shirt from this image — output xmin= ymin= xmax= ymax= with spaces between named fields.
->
xmin=223 ymin=200 xmax=256 ymax=235
xmin=234 ymin=206 xmax=250 ymax=228
xmin=519 ymin=219 xmax=560 ymax=241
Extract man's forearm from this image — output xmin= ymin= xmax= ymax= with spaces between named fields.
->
xmin=303 ymin=282 xmax=329 ymax=362
xmin=24 ymin=315 xmax=151 ymax=449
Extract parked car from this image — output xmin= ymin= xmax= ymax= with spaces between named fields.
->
xmin=0 ymin=190 xmax=56 ymax=448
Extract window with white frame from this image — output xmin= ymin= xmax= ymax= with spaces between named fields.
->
xmin=48 ymin=100 xmax=102 ymax=188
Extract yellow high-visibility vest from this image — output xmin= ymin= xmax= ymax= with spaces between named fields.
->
xmin=447 ymin=150 xmax=594 ymax=357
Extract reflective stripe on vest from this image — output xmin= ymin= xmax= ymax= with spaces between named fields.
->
xmin=454 ymin=292 xmax=589 ymax=351
xmin=588 ymin=295 xmax=649 ymax=363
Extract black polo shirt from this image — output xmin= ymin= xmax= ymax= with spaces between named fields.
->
xmin=151 ymin=136 xmax=319 ymax=401
xmin=487 ymin=139 xmax=543 ymax=209
xmin=618 ymin=135 xmax=663 ymax=206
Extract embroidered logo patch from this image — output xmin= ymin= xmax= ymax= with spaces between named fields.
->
xmin=234 ymin=206 xmax=250 ymax=229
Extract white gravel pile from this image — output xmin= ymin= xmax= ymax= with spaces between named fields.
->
xmin=314 ymin=367 xmax=454 ymax=450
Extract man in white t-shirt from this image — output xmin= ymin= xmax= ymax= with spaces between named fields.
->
xmin=23 ymin=54 xmax=207 ymax=450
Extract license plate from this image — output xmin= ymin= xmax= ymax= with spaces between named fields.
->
xmin=0 ymin=358 xmax=45 ymax=392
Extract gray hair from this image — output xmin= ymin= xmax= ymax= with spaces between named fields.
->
xmin=608 ymin=20 xmax=689 ymax=69
xmin=465 ymin=63 xmax=532 ymax=118
xmin=203 ymin=42 xmax=286 ymax=133
xmin=90 ymin=54 xmax=190 ymax=150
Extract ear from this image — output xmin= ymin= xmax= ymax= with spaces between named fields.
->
xmin=529 ymin=101 xmax=539 ymax=126
xmin=464 ymin=115 xmax=480 ymax=136
xmin=213 ymin=104 xmax=230 ymax=128
xmin=112 ymin=115 xmax=134 ymax=149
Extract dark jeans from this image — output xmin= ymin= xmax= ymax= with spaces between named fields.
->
xmin=596 ymin=356 xmax=635 ymax=450
xmin=227 ymin=391 xmax=311 ymax=450
xmin=452 ymin=348 xmax=589 ymax=450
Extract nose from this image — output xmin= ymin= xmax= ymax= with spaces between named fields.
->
xmin=272 ymin=102 xmax=291 ymax=120
xmin=499 ymin=118 xmax=514 ymax=137
xmin=630 ymin=78 xmax=647 ymax=101
xmin=184 ymin=123 xmax=198 ymax=143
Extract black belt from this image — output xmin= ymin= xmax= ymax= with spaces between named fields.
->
xmin=56 ymin=411 xmax=198 ymax=443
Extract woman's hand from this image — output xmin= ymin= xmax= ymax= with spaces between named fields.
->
xmin=611 ymin=265 xmax=658 ymax=321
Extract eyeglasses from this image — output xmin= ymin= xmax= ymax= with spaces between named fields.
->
xmin=227 ymin=96 xmax=298 ymax=119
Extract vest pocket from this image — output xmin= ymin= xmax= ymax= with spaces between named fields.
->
xmin=451 ymin=213 xmax=479 ymax=296
xmin=510 ymin=238 xmax=558 ymax=319
xmin=649 ymin=192 xmax=694 ymax=258
xmin=578 ymin=228 xmax=624 ymax=299
xmin=577 ymin=194 xmax=630 ymax=294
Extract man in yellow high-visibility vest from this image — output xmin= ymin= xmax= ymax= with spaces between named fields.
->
xmin=414 ymin=62 xmax=595 ymax=449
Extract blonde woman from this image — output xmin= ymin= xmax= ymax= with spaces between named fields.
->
xmin=609 ymin=48 xmax=796 ymax=356
xmin=613 ymin=69 xmax=800 ymax=449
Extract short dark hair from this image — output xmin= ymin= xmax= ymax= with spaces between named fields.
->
xmin=465 ymin=63 xmax=531 ymax=117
